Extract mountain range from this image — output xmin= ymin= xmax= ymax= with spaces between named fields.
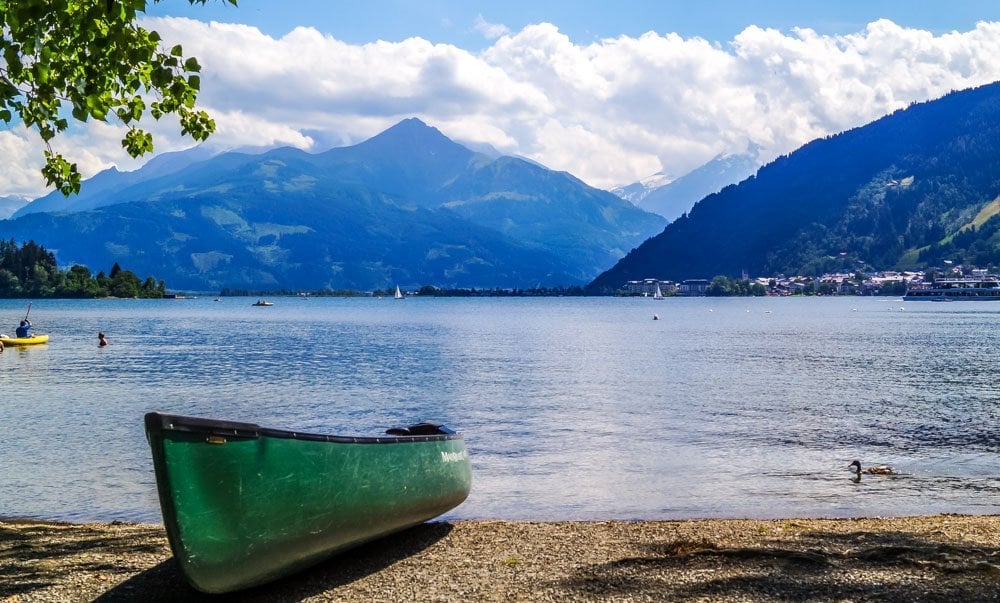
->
xmin=612 ymin=148 xmax=760 ymax=223
xmin=589 ymin=81 xmax=1000 ymax=292
xmin=0 ymin=119 xmax=665 ymax=292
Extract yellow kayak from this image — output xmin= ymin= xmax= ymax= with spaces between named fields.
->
xmin=0 ymin=334 xmax=49 ymax=346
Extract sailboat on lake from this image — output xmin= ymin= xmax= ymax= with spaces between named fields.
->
xmin=394 ymin=285 xmax=404 ymax=300
xmin=653 ymin=283 xmax=665 ymax=300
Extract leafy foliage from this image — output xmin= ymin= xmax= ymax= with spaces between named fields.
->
xmin=705 ymin=276 xmax=766 ymax=297
xmin=0 ymin=0 xmax=233 ymax=195
xmin=0 ymin=239 xmax=164 ymax=298
xmin=589 ymin=82 xmax=1000 ymax=291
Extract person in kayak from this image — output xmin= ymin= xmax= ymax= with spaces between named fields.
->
xmin=15 ymin=319 xmax=32 ymax=338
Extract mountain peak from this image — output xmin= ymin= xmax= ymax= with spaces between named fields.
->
xmin=360 ymin=117 xmax=454 ymax=150
xmin=333 ymin=118 xmax=480 ymax=191
xmin=391 ymin=116 xmax=433 ymax=131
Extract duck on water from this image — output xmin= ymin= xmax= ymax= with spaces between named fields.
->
xmin=849 ymin=460 xmax=897 ymax=475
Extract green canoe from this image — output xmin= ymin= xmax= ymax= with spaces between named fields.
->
xmin=144 ymin=412 xmax=472 ymax=593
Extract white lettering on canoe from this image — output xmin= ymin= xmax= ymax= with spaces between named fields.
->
xmin=440 ymin=450 xmax=468 ymax=463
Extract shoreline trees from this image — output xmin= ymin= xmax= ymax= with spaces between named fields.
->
xmin=0 ymin=240 xmax=164 ymax=298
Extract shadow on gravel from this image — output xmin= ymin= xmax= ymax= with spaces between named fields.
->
xmin=94 ymin=522 xmax=454 ymax=602
xmin=559 ymin=529 xmax=1000 ymax=602
xmin=0 ymin=521 xmax=166 ymax=599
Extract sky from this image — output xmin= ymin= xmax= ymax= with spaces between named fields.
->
xmin=3 ymin=1 xmax=1000 ymax=198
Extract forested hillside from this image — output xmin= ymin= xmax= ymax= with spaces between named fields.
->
xmin=589 ymin=82 xmax=1000 ymax=291
xmin=0 ymin=240 xmax=164 ymax=298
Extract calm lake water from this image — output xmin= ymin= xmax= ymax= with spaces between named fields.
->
xmin=0 ymin=295 xmax=998 ymax=524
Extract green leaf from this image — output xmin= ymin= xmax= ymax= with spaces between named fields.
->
xmin=42 ymin=151 xmax=82 ymax=196
xmin=123 ymin=128 xmax=154 ymax=157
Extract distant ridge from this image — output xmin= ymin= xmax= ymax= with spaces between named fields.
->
xmin=611 ymin=172 xmax=673 ymax=205
xmin=12 ymin=145 xmax=217 ymax=218
xmin=611 ymin=147 xmax=760 ymax=223
xmin=639 ymin=149 xmax=760 ymax=222
xmin=0 ymin=195 xmax=29 ymax=219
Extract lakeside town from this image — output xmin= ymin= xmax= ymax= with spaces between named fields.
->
xmin=622 ymin=267 xmax=995 ymax=297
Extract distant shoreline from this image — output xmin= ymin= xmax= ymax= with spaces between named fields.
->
xmin=4 ymin=514 xmax=999 ymax=601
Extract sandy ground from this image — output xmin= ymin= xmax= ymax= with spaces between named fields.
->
xmin=2 ymin=515 xmax=1000 ymax=602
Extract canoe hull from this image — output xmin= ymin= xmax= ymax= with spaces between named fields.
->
xmin=144 ymin=412 xmax=472 ymax=593
xmin=0 ymin=334 xmax=49 ymax=346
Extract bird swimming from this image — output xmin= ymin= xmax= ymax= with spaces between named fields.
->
xmin=849 ymin=460 xmax=896 ymax=475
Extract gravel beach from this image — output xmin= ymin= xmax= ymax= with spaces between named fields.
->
xmin=2 ymin=515 xmax=1000 ymax=602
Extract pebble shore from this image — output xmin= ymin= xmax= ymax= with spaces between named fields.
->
xmin=2 ymin=515 xmax=1000 ymax=602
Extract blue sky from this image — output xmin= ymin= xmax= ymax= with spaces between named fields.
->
xmin=4 ymin=2 xmax=1000 ymax=198
xmin=146 ymin=0 xmax=1000 ymax=48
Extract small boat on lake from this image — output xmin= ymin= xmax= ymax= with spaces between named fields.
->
xmin=252 ymin=299 xmax=273 ymax=306
xmin=144 ymin=412 xmax=472 ymax=593
xmin=0 ymin=333 xmax=49 ymax=346
xmin=394 ymin=285 xmax=404 ymax=300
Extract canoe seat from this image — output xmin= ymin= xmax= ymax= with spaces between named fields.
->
xmin=386 ymin=421 xmax=455 ymax=436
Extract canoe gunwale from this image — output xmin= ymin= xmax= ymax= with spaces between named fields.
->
xmin=144 ymin=412 xmax=464 ymax=444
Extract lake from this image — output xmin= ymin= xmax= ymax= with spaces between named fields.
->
xmin=1 ymin=295 xmax=998 ymax=523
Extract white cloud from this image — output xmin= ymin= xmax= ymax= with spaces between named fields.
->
xmin=474 ymin=15 xmax=511 ymax=40
xmin=0 ymin=128 xmax=47 ymax=196
xmin=5 ymin=17 xmax=1000 ymax=198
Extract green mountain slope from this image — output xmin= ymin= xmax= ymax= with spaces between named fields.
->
xmin=7 ymin=183 xmax=579 ymax=291
xmin=442 ymin=156 xmax=656 ymax=276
